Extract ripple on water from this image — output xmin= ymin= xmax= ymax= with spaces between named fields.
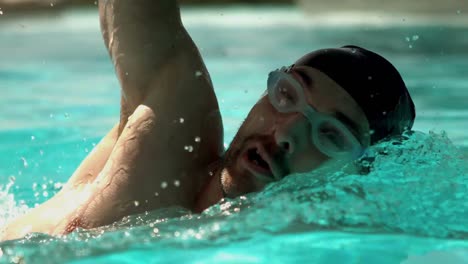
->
xmin=0 ymin=131 xmax=467 ymax=263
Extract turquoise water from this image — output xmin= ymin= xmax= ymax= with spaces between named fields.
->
xmin=0 ymin=6 xmax=467 ymax=263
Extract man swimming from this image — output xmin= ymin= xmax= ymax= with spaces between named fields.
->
xmin=1 ymin=0 xmax=415 ymax=241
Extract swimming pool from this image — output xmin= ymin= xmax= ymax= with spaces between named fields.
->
xmin=0 ymin=5 xmax=467 ymax=263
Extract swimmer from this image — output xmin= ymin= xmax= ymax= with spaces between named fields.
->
xmin=1 ymin=0 xmax=415 ymax=241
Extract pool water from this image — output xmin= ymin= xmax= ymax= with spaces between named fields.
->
xmin=0 ymin=6 xmax=467 ymax=263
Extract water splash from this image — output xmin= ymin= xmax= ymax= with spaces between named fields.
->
xmin=0 ymin=179 xmax=29 ymax=231
xmin=0 ymin=131 xmax=466 ymax=263
xmin=234 ymin=131 xmax=468 ymax=239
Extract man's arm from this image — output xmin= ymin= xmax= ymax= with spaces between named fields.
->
xmin=99 ymin=0 xmax=204 ymax=115
xmin=76 ymin=0 xmax=224 ymax=223
xmin=2 ymin=1 xmax=223 ymax=239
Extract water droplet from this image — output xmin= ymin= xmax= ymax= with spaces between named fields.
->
xmin=124 ymin=231 xmax=130 ymax=237
xmin=31 ymin=136 xmax=35 ymax=141
xmin=11 ymin=256 xmax=24 ymax=264
xmin=161 ymin=182 xmax=168 ymax=189
xmin=184 ymin=145 xmax=194 ymax=152
xmin=134 ymin=201 xmax=140 ymax=207
xmin=0 ymin=10 xmax=3 ymax=15
xmin=368 ymin=76 xmax=373 ymax=80
xmin=212 ymin=223 xmax=220 ymax=232
xmin=125 ymin=72 xmax=129 ymax=76
xmin=174 ymin=180 xmax=180 ymax=187
xmin=179 ymin=118 xmax=185 ymax=124
xmin=85 ymin=148 xmax=89 ymax=153
xmin=412 ymin=35 xmax=419 ymax=41
xmin=43 ymin=191 xmax=49 ymax=197
xmin=409 ymin=45 xmax=413 ymax=49
xmin=382 ymin=112 xmax=387 ymax=116
xmin=456 ymin=10 xmax=461 ymax=15
xmin=64 ymin=112 xmax=70 ymax=119
xmin=405 ymin=37 xmax=410 ymax=42
xmin=154 ymin=192 xmax=159 ymax=197
xmin=54 ymin=182 xmax=62 ymax=189
xmin=153 ymin=228 xmax=159 ymax=234
xmin=174 ymin=231 xmax=181 ymax=237
xmin=20 ymin=157 xmax=28 ymax=168
xmin=42 ymin=184 xmax=47 ymax=190
xmin=39 ymin=150 xmax=44 ymax=156
xmin=195 ymin=137 xmax=201 ymax=143
xmin=209 ymin=171 xmax=214 ymax=176
xmin=32 ymin=183 xmax=38 ymax=190
xmin=195 ymin=71 xmax=203 ymax=77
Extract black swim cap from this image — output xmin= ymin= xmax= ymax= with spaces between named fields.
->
xmin=294 ymin=45 xmax=416 ymax=144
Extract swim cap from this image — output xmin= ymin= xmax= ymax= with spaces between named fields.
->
xmin=294 ymin=45 xmax=416 ymax=144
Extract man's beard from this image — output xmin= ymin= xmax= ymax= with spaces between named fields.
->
xmin=219 ymin=129 xmax=289 ymax=198
xmin=218 ymin=131 xmax=258 ymax=198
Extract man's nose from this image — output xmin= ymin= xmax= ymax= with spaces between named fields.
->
xmin=273 ymin=114 xmax=309 ymax=155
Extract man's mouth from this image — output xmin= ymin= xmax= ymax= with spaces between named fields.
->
xmin=241 ymin=143 xmax=281 ymax=182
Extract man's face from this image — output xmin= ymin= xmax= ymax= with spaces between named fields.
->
xmin=220 ymin=66 xmax=371 ymax=198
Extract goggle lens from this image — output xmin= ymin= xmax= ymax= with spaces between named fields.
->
xmin=268 ymin=71 xmax=301 ymax=111
xmin=315 ymin=118 xmax=358 ymax=157
xmin=267 ymin=69 xmax=363 ymax=159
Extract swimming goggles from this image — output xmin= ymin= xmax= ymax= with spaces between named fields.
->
xmin=267 ymin=66 xmax=364 ymax=159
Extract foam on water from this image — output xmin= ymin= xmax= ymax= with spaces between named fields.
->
xmin=0 ymin=131 xmax=466 ymax=263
